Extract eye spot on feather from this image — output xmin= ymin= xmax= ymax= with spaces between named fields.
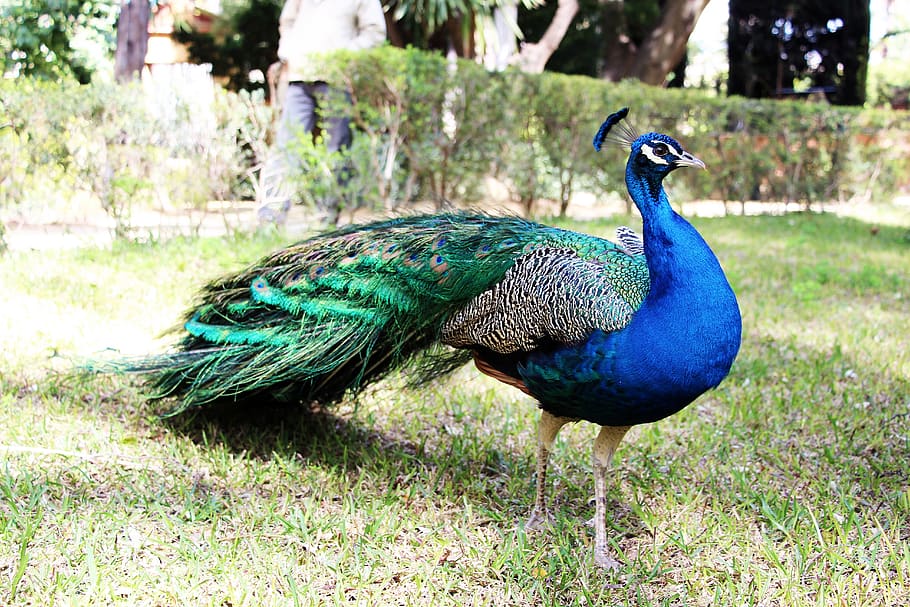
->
xmin=382 ymin=243 xmax=401 ymax=260
xmin=497 ymin=238 xmax=518 ymax=251
xmin=338 ymin=249 xmax=359 ymax=266
xmin=284 ymin=271 xmax=304 ymax=286
xmin=475 ymin=243 xmax=492 ymax=258
xmin=250 ymin=277 xmax=273 ymax=301
xmin=430 ymin=254 xmax=448 ymax=274
xmin=436 ymin=270 xmax=450 ymax=285
xmin=403 ymin=252 xmax=423 ymax=268
xmin=362 ymin=242 xmax=382 ymax=256
xmin=432 ymin=234 xmax=448 ymax=251
xmin=522 ymin=242 xmax=541 ymax=254
xmin=309 ymin=265 xmax=326 ymax=280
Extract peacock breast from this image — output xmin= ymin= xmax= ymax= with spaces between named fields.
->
xmin=518 ymin=291 xmax=741 ymax=427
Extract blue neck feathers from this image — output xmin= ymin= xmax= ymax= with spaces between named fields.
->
xmin=611 ymin=168 xmax=742 ymax=421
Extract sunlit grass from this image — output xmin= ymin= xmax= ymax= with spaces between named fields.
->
xmin=1 ymin=208 xmax=908 ymax=605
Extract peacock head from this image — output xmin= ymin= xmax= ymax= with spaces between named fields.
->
xmin=593 ymin=107 xmax=705 ymax=183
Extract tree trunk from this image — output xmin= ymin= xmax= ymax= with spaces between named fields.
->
xmin=384 ymin=11 xmax=407 ymax=48
xmin=837 ymin=0 xmax=870 ymax=105
xmin=627 ymin=0 xmax=709 ymax=86
xmin=600 ymin=0 xmax=635 ymax=81
xmin=114 ymin=0 xmax=150 ymax=83
xmin=516 ymin=0 xmax=579 ymax=73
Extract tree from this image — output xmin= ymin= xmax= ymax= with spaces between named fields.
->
xmin=0 ymin=0 xmax=118 ymax=82
xmin=178 ymin=0 xmax=572 ymax=93
xmin=515 ymin=0 xmax=579 ymax=73
xmin=728 ymin=0 xmax=871 ymax=105
xmin=519 ymin=0 xmax=709 ymax=85
xmin=384 ymin=0 xmax=551 ymax=60
xmin=114 ymin=0 xmax=150 ymax=82
xmin=384 ymin=0 xmax=586 ymax=73
xmin=174 ymin=0 xmax=282 ymax=95
xmin=623 ymin=0 xmax=707 ymax=84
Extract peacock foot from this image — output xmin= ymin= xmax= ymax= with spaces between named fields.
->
xmin=594 ymin=546 xmax=622 ymax=571
xmin=524 ymin=508 xmax=555 ymax=531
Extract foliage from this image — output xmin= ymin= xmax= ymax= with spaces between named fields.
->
xmin=327 ymin=47 xmax=529 ymax=209
xmin=868 ymin=56 xmax=910 ymax=109
xmin=327 ymin=46 xmax=909 ymax=214
xmin=174 ymin=0 xmax=282 ymax=97
xmin=0 ymin=0 xmax=118 ymax=82
xmin=3 ymin=46 xmax=909 ymax=230
xmin=517 ymin=0 xmax=659 ymax=77
xmin=1 ymin=211 xmax=909 ymax=604
xmin=728 ymin=0 xmax=871 ymax=106
xmin=0 ymin=74 xmax=273 ymax=236
xmin=175 ymin=0 xmax=548 ymax=94
xmin=866 ymin=8 xmax=910 ymax=109
xmin=384 ymin=0 xmax=543 ymax=54
xmin=532 ymin=72 xmax=614 ymax=214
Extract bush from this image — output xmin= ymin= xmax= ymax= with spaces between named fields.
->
xmin=0 ymin=71 xmax=272 ymax=237
xmin=2 ymin=47 xmax=909 ymax=242
xmin=329 ymin=47 xmax=910 ymax=216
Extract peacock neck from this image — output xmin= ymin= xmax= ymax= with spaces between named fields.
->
xmin=625 ymin=170 xmax=715 ymax=301
xmin=625 ymin=168 xmax=740 ymax=347
xmin=604 ymin=169 xmax=741 ymax=421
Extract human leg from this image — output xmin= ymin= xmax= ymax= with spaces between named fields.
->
xmin=258 ymin=83 xmax=318 ymax=224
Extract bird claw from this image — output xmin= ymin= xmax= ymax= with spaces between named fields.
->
xmin=524 ymin=508 xmax=554 ymax=531
xmin=594 ymin=548 xmax=622 ymax=571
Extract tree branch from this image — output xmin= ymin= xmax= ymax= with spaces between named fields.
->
xmin=516 ymin=0 xmax=579 ymax=73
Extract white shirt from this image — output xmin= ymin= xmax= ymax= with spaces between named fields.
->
xmin=277 ymin=0 xmax=387 ymax=82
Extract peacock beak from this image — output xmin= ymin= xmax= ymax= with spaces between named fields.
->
xmin=674 ymin=152 xmax=706 ymax=170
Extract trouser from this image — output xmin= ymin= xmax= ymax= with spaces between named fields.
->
xmin=258 ymin=81 xmax=352 ymax=224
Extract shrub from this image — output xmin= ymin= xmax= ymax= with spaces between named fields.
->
xmin=330 ymin=47 xmax=910 ymax=216
xmin=0 ymin=72 xmax=271 ymax=237
xmin=3 ymin=47 xmax=909 ymax=241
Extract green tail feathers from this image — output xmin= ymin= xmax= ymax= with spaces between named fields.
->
xmin=116 ymin=213 xmax=634 ymax=413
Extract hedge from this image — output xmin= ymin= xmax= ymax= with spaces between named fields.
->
xmin=1 ymin=45 xmax=908 ymax=243
xmin=328 ymin=47 xmax=910 ymax=214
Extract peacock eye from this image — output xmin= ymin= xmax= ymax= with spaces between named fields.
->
xmin=652 ymin=143 xmax=669 ymax=156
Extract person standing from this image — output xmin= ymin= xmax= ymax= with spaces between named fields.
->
xmin=259 ymin=0 xmax=386 ymax=225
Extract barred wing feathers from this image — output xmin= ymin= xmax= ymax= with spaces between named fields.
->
xmin=442 ymin=246 xmax=648 ymax=354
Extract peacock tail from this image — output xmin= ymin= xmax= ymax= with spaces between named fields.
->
xmin=131 ymin=212 xmax=649 ymax=413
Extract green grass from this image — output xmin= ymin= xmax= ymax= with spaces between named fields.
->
xmin=1 ymin=210 xmax=909 ymax=606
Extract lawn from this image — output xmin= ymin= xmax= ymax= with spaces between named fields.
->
xmin=1 ymin=209 xmax=909 ymax=606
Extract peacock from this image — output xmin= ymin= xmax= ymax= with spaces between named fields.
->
xmin=121 ymin=108 xmax=742 ymax=569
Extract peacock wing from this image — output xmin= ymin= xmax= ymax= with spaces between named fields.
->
xmin=441 ymin=246 xmax=648 ymax=354
xmin=615 ymin=226 xmax=644 ymax=257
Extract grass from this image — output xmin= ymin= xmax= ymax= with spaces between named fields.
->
xmin=1 ymin=208 xmax=909 ymax=606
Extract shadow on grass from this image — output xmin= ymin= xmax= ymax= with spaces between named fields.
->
xmin=150 ymin=389 xmax=650 ymax=534
xmin=153 ymin=392 xmax=539 ymax=512
xmin=160 ymin=398 xmax=404 ymax=468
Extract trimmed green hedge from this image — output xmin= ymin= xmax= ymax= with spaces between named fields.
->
xmin=2 ymin=45 xmax=908 ymax=241
xmin=0 ymin=75 xmax=273 ymax=236
xmin=329 ymin=46 xmax=910 ymax=214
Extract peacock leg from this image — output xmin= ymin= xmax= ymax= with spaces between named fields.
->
xmin=591 ymin=424 xmax=631 ymax=570
xmin=525 ymin=410 xmax=572 ymax=530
